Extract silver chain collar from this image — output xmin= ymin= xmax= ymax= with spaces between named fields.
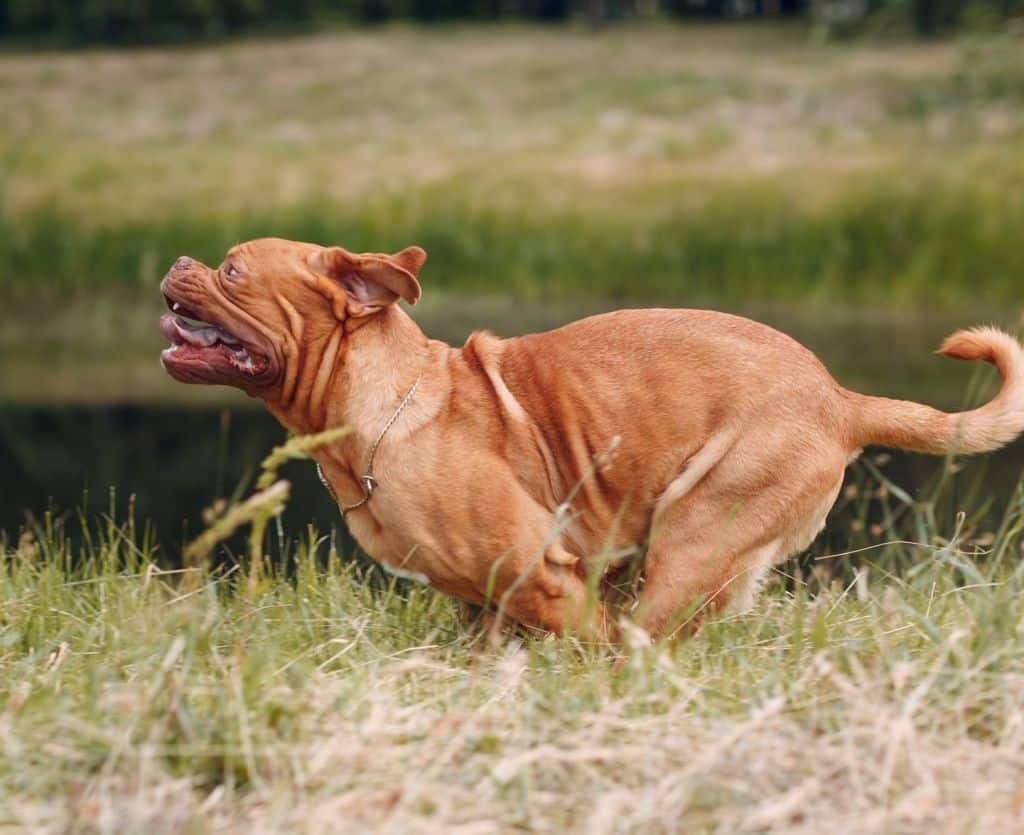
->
xmin=316 ymin=374 xmax=423 ymax=518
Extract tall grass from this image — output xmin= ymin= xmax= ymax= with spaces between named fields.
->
xmin=2 ymin=443 xmax=1024 ymax=831
xmin=4 ymin=164 xmax=1024 ymax=304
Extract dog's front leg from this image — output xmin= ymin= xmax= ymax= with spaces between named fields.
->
xmin=482 ymin=537 xmax=611 ymax=643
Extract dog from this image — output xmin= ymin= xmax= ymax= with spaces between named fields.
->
xmin=160 ymin=238 xmax=1024 ymax=640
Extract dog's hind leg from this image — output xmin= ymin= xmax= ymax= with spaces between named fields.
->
xmin=632 ymin=445 xmax=845 ymax=641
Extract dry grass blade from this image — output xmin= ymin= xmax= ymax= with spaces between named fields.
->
xmin=182 ymin=479 xmax=291 ymax=570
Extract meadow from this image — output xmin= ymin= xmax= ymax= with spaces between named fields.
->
xmin=3 ymin=22 xmax=1024 ymax=833
xmin=1 ymin=24 xmax=1023 ymax=304
xmin=3 ymin=444 xmax=1024 ymax=831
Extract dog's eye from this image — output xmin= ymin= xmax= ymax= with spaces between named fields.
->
xmin=224 ymin=263 xmax=241 ymax=279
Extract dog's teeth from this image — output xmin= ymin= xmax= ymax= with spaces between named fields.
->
xmin=172 ymin=303 xmax=181 ymax=312
xmin=230 ymin=346 xmax=255 ymax=371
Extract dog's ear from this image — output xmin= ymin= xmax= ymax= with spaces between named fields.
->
xmin=389 ymin=245 xmax=427 ymax=280
xmin=309 ymin=245 xmax=425 ymax=317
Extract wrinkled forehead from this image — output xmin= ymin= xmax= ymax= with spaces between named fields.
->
xmin=226 ymin=238 xmax=321 ymax=270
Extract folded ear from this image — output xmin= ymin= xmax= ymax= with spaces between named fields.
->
xmin=308 ymin=245 xmax=425 ymax=317
xmin=390 ymin=245 xmax=427 ymax=279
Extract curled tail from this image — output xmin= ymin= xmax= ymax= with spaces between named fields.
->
xmin=846 ymin=327 xmax=1024 ymax=455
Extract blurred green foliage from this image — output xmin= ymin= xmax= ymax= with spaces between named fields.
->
xmin=1 ymin=0 xmax=1022 ymax=45
xmin=4 ymin=170 xmax=1022 ymax=304
xmin=0 ymin=0 xmax=571 ymax=45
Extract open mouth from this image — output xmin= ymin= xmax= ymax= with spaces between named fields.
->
xmin=160 ymin=294 xmax=271 ymax=384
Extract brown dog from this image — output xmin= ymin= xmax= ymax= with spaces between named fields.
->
xmin=160 ymin=238 xmax=1024 ymax=640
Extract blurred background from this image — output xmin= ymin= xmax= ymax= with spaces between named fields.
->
xmin=1 ymin=1 xmax=1022 ymax=556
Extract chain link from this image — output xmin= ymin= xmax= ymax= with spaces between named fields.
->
xmin=315 ymin=374 xmax=423 ymax=518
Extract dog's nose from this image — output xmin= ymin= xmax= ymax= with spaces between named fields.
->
xmin=173 ymin=256 xmax=194 ymax=271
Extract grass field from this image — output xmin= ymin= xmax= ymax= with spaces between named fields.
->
xmin=3 ymin=453 xmax=1024 ymax=832
xmin=2 ymin=24 xmax=1024 ymax=303
xmin=5 ymin=23 xmax=1024 ymax=832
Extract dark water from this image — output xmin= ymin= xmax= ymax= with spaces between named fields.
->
xmin=0 ymin=405 xmax=344 ymax=555
xmin=3 ymin=402 xmax=1023 ymax=565
xmin=4 ymin=296 xmax=1024 ymax=561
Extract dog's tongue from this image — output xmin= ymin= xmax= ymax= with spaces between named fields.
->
xmin=172 ymin=316 xmax=240 ymax=348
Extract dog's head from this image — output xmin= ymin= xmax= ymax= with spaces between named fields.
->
xmin=159 ymin=237 xmax=425 ymax=395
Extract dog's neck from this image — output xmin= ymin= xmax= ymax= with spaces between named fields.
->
xmin=267 ymin=304 xmax=444 ymax=445
xmin=329 ymin=306 xmax=438 ymax=443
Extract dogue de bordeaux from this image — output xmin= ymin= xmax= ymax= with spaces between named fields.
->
xmin=160 ymin=238 xmax=1024 ymax=640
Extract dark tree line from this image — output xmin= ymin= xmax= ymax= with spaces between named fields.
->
xmin=1 ymin=0 xmax=567 ymax=44
xmin=0 ymin=0 xmax=1018 ymax=45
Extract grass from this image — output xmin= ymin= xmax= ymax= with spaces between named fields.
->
xmin=4 ymin=167 xmax=1024 ymax=305
xmin=4 ymin=23 xmax=1024 ymax=830
xmin=2 ymin=24 xmax=1024 ymax=303
xmin=3 ymin=437 xmax=1024 ymax=831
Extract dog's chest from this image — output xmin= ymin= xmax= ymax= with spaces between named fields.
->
xmin=344 ymin=508 xmax=479 ymax=598
xmin=344 ymin=508 xmax=399 ymax=562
